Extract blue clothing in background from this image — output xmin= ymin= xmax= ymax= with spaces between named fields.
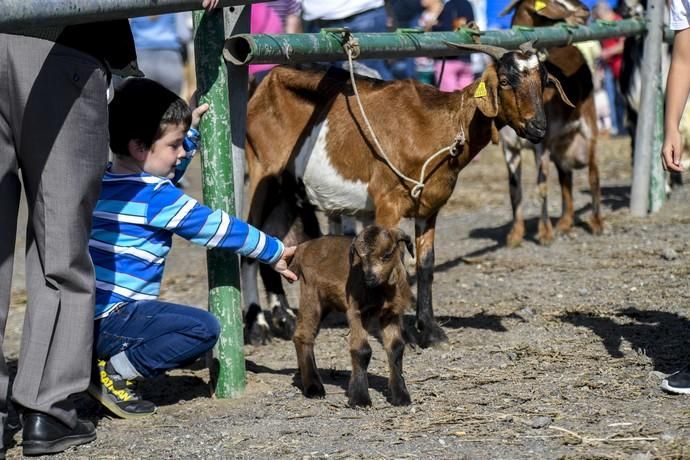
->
xmin=130 ymin=14 xmax=189 ymax=50
xmin=129 ymin=14 xmax=191 ymax=93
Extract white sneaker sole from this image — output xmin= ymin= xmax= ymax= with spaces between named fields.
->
xmin=661 ymin=379 xmax=690 ymax=394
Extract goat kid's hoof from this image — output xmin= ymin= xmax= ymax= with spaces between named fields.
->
xmin=270 ymin=306 xmax=296 ymax=340
xmin=303 ymin=382 xmax=326 ymax=399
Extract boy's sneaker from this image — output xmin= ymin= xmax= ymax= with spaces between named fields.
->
xmin=661 ymin=365 xmax=690 ymax=394
xmin=87 ymin=359 xmax=157 ymax=418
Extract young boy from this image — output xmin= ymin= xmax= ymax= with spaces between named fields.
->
xmin=87 ymin=78 xmax=296 ymax=418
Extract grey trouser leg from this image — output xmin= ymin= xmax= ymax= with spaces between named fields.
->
xmin=0 ymin=34 xmax=108 ymax=434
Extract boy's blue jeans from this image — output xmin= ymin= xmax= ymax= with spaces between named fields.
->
xmin=94 ymin=300 xmax=221 ymax=379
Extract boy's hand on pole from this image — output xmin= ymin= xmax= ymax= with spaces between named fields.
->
xmin=191 ymin=103 xmax=210 ymax=130
xmin=272 ymin=246 xmax=298 ymax=283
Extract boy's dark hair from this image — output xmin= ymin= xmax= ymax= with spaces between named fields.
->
xmin=109 ymin=78 xmax=192 ymax=157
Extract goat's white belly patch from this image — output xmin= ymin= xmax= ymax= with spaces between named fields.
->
xmin=302 ymin=120 xmax=374 ymax=214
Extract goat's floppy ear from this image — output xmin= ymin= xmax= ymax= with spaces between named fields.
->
xmin=548 ymin=73 xmax=575 ymax=108
xmin=473 ymin=74 xmax=499 ymax=118
xmin=390 ymin=228 xmax=414 ymax=258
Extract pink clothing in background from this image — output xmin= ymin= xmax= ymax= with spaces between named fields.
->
xmin=249 ymin=4 xmax=283 ymax=75
xmin=434 ymin=60 xmax=474 ymax=93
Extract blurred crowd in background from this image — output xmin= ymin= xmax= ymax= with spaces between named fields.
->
xmin=132 ymin=0 xmax=632 ymax=138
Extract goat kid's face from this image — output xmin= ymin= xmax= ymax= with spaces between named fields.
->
xmin=493 ymin=49 xmax=549 ymax=144
xmin=350 ymin=226 xmax=413 ymax=288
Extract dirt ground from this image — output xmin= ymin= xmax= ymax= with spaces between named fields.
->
xmin=7 ymin=136 xmax=690 ymax=459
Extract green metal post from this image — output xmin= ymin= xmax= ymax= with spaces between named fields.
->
xmin=193 ymin=7 xmax=246 ymax=398
xmin=649 ymin=83 xmax=666 ymax=212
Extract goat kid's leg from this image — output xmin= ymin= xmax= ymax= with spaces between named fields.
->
xmin=588 ymin=144 xmax=603 ymax=235
xmin=555 ymin=165 xmax=574 ymax=235
xmin=293 ymin=296 xmax=325 ymax=398
xmin=381 ymin=312 xmax=411 ymax=406
xmin=535 ymin=147 xmax=554 ymax=245
xmin=504 ymin=144 xmax=525 ymax=247
xmin=241 ymin=258 xmax=271 ymax=345
xmin=413 ymin=215 xmax=447 ymax=348
xmin=346 ymin=309 xmax=372 ymax=407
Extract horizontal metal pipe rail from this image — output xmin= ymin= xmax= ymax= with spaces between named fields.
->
xmin=0 ymin=0 xmax=263 ymax=32
xmin=225 ymin=18 xmax=673 ymax=65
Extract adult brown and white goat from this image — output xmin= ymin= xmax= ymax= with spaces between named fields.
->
xmin=500 ymin=0 xmax=602 ymax=247
xmin=291 ymin=225 xmax=414 ymax=407
xmin=243 ymin=43 xmax=566 ymax=348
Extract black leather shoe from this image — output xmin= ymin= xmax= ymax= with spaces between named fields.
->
xmin=22 ymin=412 xmax=96 ymax=456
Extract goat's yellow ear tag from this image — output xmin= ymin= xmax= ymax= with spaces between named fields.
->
xmin=474 ymin=81 xmax=487 ymax=98
xmin=534 ymin=0 xmax=547 ymax=11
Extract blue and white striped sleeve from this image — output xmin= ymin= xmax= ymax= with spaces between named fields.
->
xmin=147 ymin=183 xmax=284 ymax=264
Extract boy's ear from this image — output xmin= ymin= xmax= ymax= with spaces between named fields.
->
xmin=127 ymin=139 xmax=148 ymax=161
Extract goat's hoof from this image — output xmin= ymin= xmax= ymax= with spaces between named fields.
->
xmin=537 ymin=227 xmax=554 ymax=246
xmin=589 ymin=216 xmax=603 ymax=235
xmin=270 ymin=306 xmax=296 ymax=340
xmin=246 ymin=324 xmax=270 ymax=346
xmin=244 ymin=304 xmax=271 ymax=345
xmin=555 ymin=218 xmax=573 ymax=234
xmin=506 ymin=227 xmax=524 ymax=248
xmin=389 ymin=390 xmax=412 ymax=406
xmin=506 ymin=234 xmax=523 ymax=248
xmin=347 ymin=393 xmax=372 ymax=408
xmin=303 ymin=382 xmax=326 ymax=399
xmin=418 ymin=324 xmax=448 ymax=349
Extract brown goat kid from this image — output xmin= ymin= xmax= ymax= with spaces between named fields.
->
xmin=244 ymin=43 xmax=568 ymax=348
xmin=500 ymin=0 xmax=602 ymax=247
xmin=291 ymin=225 xmax=414 ymax=407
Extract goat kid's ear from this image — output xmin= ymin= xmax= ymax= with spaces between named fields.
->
xmin=390 ymin=228 xmax=414 ymax=258
xmin=548 ymin=73 xmax=575 ymax=108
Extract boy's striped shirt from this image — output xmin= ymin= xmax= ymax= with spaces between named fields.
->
xmin=90 ymin=169 xmax=284 ymax=318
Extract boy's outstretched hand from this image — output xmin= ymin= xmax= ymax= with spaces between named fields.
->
xmin=273 ymin=246 xmax=298 ymax=282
